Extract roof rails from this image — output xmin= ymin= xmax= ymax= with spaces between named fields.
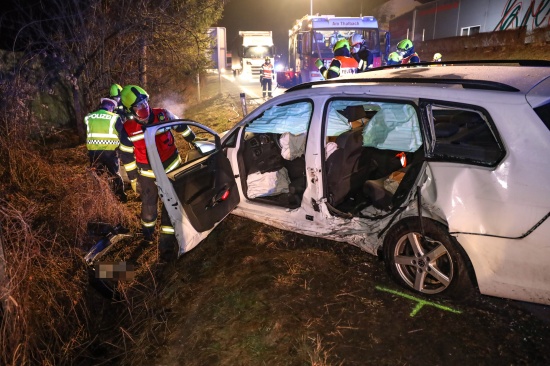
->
xmin=286 ymin=77 xmax=520 ymax=93
xmin=286 ymin=59 xmax=550 ymax=93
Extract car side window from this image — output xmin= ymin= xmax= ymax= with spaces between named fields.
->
xmin=534 ymin=101 xmax=550 ymax=132
xmin=428 ymin=105 xmax=504 ymax=166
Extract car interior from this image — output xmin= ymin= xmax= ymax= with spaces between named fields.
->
xmin=324 ymin=101 xmax=424 ymax=217
xmin=231 ymin=99 xmax=501 ymax=218
xmin=236 ymin=101 xmax=312 ymax=209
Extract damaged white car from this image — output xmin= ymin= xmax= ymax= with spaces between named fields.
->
xmin=145 ymin=61 xmax=550 ymax=306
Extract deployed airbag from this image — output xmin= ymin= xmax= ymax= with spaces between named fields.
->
xmin=279 ymin=132 xmax=306 ymax=160
xmin=246 ymin=102 xmax=312 ymax=135
xmin=246 ymin=167 xmax=290 ymax=198
xmin=362 ymin=103 xmax=422 ymax=152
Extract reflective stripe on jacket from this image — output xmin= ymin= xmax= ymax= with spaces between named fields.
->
xmin=325 ymin=56 xmax=358 ymax=79
xmin=120 ymin=108 xmax=194 ymax=165
xmin=401 ymin=53 xmax=420 ymax=64
xmin=261 ymin=63 xmax=273 ymax=79
xmin=84 ymin=109 xmax=120 ymax=151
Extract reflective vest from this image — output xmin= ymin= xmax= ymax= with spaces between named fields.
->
xmin=84 ymin=109 xmax=120 ymax=151
xmin=261 ymin=63 xmax=273 ymax=79
xmin=324 ymin=56 xmax=358 ymax=79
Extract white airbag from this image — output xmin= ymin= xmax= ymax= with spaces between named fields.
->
xmin=246 ymin=168 xmax=290 ymax=198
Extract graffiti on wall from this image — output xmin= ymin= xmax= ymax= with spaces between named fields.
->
xmin=494 ymin=0 xmax=550 ymax=31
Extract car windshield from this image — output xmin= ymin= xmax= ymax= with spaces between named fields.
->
xmin=243 ymin=46 xmax=273 ymax=58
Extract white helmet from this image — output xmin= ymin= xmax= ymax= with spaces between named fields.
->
xmin=350 ymin=33 xmax=364 ymax=47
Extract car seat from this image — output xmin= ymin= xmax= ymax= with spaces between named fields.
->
xmin=326 ymin=127 xmax=373 ymax=206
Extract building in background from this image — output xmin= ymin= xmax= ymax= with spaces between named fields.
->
xmin=389 ymin=0 xmax=550 ymax=45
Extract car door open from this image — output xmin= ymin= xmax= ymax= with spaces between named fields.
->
xmin=144 ymin=120 xmax=240 ymax=255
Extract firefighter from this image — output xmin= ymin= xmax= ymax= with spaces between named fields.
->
xmin=315 ymin=39 xmax=358 ymax=80
xmin=433 ymin=52 xmax=442 ymax=62
xmin=84 ymin=98 xmax=127 ymax=203
xmin=260 ymin=56 xmax=274 ymax=98
xmin=109 ymin=83 xmax=126 ymax=121
xmin=118 ymin=85 xmax=196 ymax=262
xmin=349 ymin=33 xmax=373 ymax=72
xmin=396 ymin=39 xmax=420 ymax=64
xmin=386 ymin=52 xmax=403 ymax=66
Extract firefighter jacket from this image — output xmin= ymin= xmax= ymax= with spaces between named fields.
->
xmin=319 ymin=56 xmax=358 ymax=80
xmin=260 ymin=62 xmax=273 ymax=80
xmin=119 ymin=108 xmax=195 ymax=180
xmin=352 ymin=44 xmax=373 ymax=72
xmin=401 ymin=53 xmax=420 ymax=64
xmin=84 ymin=108 xmax=123 ymax=151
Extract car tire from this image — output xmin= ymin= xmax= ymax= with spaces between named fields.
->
xmin=383 ymin=217 xmax=474 ymax=299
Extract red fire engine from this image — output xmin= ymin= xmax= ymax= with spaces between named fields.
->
xmin=278 ymin=15 xmax=384 ymax=88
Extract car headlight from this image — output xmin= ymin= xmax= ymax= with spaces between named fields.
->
xmin=275 ymin=64 xmax=284 ymax=72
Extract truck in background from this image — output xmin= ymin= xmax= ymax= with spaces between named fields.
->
xmin=237 ymin=31 xmax=275 ymax=82
xmin=278 ymin=15 xmax=387 ymax=88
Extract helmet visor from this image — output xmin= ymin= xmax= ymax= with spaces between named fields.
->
xmin=133 ymin=99 xmax=150 ymax=121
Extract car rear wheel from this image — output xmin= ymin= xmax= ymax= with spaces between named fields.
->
xmin=384 ymin=217 xmax=474 ymax=298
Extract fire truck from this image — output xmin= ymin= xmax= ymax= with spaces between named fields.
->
xmin=278 ymin=15 xmax=386 ymax=88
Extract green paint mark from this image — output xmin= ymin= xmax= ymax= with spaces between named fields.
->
xmin=376 ymin=285 xmax=461 ymax=317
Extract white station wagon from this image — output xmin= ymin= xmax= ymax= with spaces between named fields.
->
xmin=145 ymin=61 xmax=550 ymax=305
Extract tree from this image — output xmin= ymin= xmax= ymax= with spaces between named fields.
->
xmin=2 ymin=0 xmax=224 ymax=141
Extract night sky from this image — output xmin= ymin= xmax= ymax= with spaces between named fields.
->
xmin=217 ymin=0 xmax=385 ymax=56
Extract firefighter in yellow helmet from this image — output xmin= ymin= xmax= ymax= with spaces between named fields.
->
xmin=433 ymin=52 xmax=442 ymax=62
xmin=118 ymin=85 xmax=195 ymax=262
xmin=315 ymin=39 xmax=358 ymax=79
xmin=396 ymin=39 xmax=420 ymax=64
xmin=386 ymin=52 xmax=403 ymax=66
xmin=108 ymin=83 xmax=126 ymax=121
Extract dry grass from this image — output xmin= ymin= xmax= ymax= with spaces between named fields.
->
xmin=0 ymin=119 xmax=139 ymax=365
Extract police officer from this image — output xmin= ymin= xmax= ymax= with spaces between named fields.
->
xmin=118 ymin=85 xmax=195 ymax=262
xmin=84 ymin=98 xmax=127 ymax=202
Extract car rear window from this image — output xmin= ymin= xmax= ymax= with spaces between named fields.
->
xmin=534 ymin=101 xmax=550 ymax=132
xmin=428 ymin=105 xmax=504 ymax=166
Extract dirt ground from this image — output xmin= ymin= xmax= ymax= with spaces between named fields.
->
xmin=93 ymin=214 xmax=550 ymax=366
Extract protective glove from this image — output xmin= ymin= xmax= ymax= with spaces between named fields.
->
xmin=315 ymin=59 xmax=324 ymax=69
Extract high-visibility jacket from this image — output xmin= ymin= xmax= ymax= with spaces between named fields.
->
xmin=119 ymin=108 xmax=195 ymax=179
xmin=261 ymin=63 xmax=273 ymax=79
xmin=320 ymin=56 xmax=358 ymax=79
xmin=84 ymin=109 xmax=122 ymax=151
xmin=401 ymin=53 xmax=420 ymax=64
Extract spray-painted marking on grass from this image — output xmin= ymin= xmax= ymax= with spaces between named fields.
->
xmin=376 ymin=286 xmax=462 ymax=317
